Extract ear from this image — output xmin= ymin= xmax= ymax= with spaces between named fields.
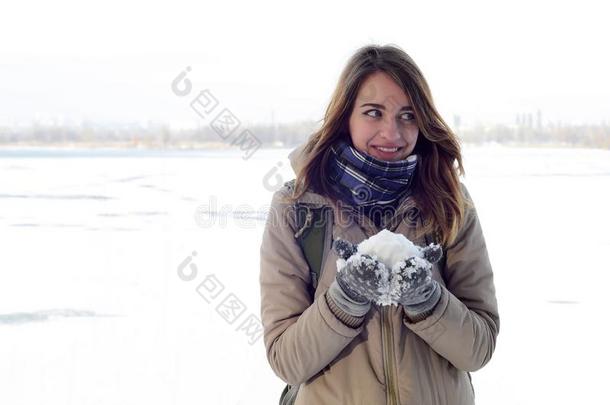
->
xmin=333 ymin=239 xmax=358 ymax=260
xmin=421 ymin=244 xmax=443 ymax=264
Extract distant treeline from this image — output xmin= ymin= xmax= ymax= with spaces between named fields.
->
xmin=1 ymin=121 xmax=609 ymax=149
xmin=458 ymin=122 xmax=610 ymax=149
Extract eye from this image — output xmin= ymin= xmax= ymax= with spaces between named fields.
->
xmin=364 ymin=109 xmax=382 ymax=118
xmin=400 ymin=112 xmax=415 ymax=121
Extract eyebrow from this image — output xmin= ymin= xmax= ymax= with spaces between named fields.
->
xmin=360 ymin=102 xmax=413 ymax=111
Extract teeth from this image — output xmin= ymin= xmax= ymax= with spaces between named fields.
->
xmin=376 ymin=146 xmax=399 ymax=152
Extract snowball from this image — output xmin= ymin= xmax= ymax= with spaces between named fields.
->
xmin=357 ymin=229 xmax=421 ymax=269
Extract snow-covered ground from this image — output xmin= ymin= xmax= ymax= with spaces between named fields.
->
xmin=1 ymin=145 xmax=609 ymax=404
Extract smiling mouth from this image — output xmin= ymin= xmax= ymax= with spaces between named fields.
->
xmin=374 ymin=146 xmax=403 ymax=153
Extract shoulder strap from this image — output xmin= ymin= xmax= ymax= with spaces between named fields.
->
xmin=294 ymin=203 xmax=331 ymax=296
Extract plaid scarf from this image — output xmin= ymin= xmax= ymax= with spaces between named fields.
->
xmin=328 ymin=139 xmax=418 ymax=225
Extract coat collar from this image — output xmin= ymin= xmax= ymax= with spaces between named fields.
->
xmin=287 ymin=143 xmax=333 ymax=207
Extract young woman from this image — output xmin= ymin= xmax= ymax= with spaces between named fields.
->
xmin=259 ymin=44 xmax=499 ymax=405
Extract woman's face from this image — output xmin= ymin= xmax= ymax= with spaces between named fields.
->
xmin=348 ymin=71 xmax=419 ymax=161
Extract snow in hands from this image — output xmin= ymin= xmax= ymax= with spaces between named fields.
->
xmin=334 ymin=229 xmax=443 ymax=306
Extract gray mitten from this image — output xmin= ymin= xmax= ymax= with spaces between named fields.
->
xmin=334 ymin=239 xmax=358 ymax=260
xmin=397 ymin=244 xmax=443 ymax=316
xmin=421 ymin=243 xmax=443 ymax=264
xmin=333 ymin=239 xmax=389 ymax=304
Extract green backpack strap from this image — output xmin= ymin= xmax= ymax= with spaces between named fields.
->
xmin=279 ymin=383 xmax=299 ymax=405
xmin=293 ymin=202 xmax=331 ymax=296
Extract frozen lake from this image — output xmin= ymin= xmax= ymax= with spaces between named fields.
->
xmin=1 ymin=145 xmax=609 ymax=404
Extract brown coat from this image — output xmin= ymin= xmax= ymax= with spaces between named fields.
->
xmin=259 ymin=144 xmax=500 ymax=405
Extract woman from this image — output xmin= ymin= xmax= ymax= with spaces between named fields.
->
xmin=259 ymin=44 xmax=499 ymax=405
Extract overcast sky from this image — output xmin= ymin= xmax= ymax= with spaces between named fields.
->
xmin=1 ymin=0 xmax=609 ymax=128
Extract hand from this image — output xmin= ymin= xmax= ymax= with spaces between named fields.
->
xmin=333 ymin=239 xmax=388 ymax=304
xmin=396 ymin=244 xmax=443 ymax=314
xmin=396 ymin=257 xmax=436 ymax=306
xmin=421 ymin=243 xmax=443 ymax=264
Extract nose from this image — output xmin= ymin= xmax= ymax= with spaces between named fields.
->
xmin=380 ymin=116 xmax=402 ymax=141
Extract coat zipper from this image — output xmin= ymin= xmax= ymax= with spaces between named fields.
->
xmin=356 ymin=216 xmax=401 ymax=405
xmin=381 ymin=306 xmax=400 ymax=405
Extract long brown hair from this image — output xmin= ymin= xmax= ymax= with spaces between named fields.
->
xmin=289 ymin=44 xmax=470 ymax=246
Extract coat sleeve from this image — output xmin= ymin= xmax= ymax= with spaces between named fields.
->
xmin=402 ymin=183 xmax=500 ymax=372
xmin=259 ymin=186 xmax=364 ymax=386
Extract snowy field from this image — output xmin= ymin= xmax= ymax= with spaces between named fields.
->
xmin=1 ymin=145 xmax=609 ymax=404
